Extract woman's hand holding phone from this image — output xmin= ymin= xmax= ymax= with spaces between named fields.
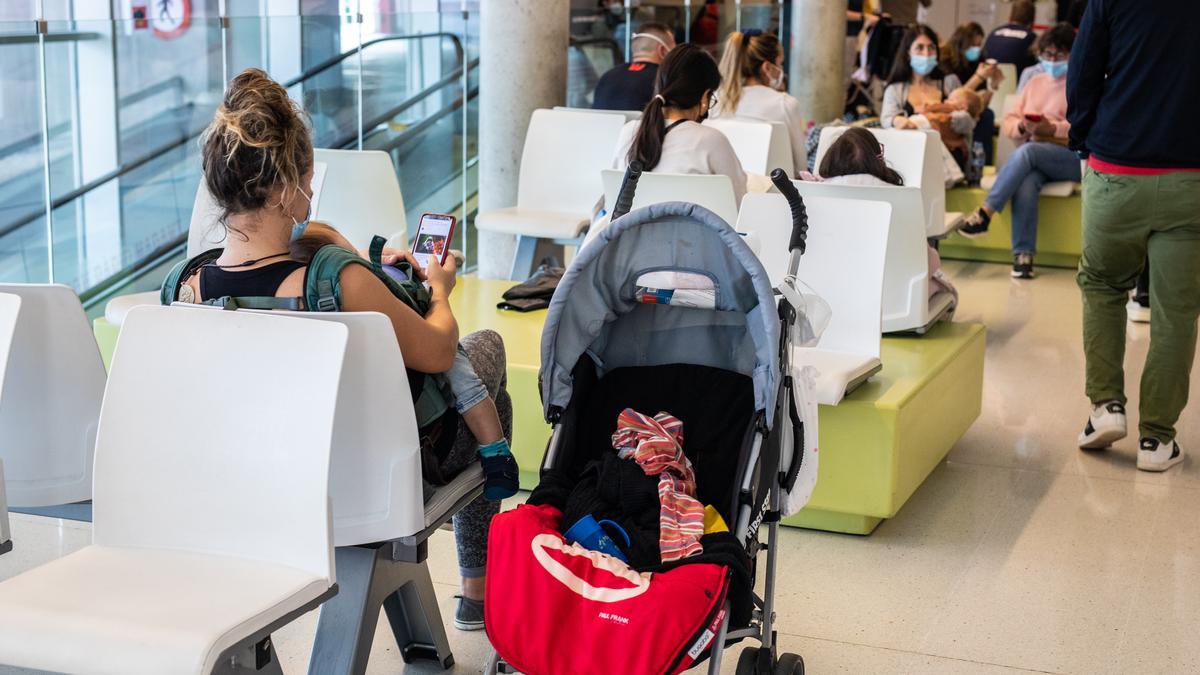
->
xmin=424 ymin=251 xmax=458 ymax=296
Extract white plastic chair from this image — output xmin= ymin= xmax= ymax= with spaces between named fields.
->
xmin=554 ymin=105 xmax=642 ymax=123
xmin=814 ymin=127 xmax=959 ymax=237
xmin=704 ymin=117 xmax=796 ymax=178
xmin=475 ymin=108 xmax=627 ymax=279
xmin=737 ymin=193 xmax=890 ymax=404
xmin=0 ymin=304 xmax=348 ymax=675
xmin=0 ymin=293 xmax=17 ymax=555
xmin=599 ymin=168 xmax=739 ymax=225
xmin=235 ymin=309 xmax=483 ymax=672
xmin=108 ymin=148 xmax=408 ymax=326
xmin=790 ymin=181 xmax=954 ymax=334
xmin=0 ymin=284 xmax=105 ymax=509
xmin=987 ymin=94 xmax=1079 ymax=196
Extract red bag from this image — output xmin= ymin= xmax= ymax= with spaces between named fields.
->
xmin=486 ymin=504 xmax=730 ymax=675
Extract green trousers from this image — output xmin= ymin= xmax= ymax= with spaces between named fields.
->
xmin=1077 ymin=167 xmax=1200 ymax=442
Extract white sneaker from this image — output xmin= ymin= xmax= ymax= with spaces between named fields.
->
xmin=1137 ymin=438 xmax=1184 ymax=472
xmin=1126 ymin=299 xmax=1150 ymax=323
xmin=1078 ymin=401 xmax=1128 ymax=449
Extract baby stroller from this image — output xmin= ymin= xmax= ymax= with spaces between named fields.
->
xmin=484 ymin=166 xmax=819 ymax=675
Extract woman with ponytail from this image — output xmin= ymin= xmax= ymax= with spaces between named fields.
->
xmin=713 ymin=29 xmax=808 ymax=174
xmin=611 ymin=43 xmax=748 ymax=204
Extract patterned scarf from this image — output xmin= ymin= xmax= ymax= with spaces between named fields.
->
xmin=611 ymin=408 xmax=704 ymax=562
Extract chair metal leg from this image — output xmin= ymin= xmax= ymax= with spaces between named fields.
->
xmin=509 ymin=235 xmax=538 ymax=280
xmin=309 ymin=544 xmax=455 ymax=675
xmin=308 ymin=547 xmax=389 ymax=675
xmin=382 ymin=562 xmax=455 ymax=668
xmin=213 ymin=635 xmax=285 ymax=674
xmin=9 ymin=500 xmax=92 ymax=522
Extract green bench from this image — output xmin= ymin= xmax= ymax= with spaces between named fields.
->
xmin=942 ymin=175 xmax=1082 ymax=269
xmin=453 ymin=277 xmax=986 ymax=536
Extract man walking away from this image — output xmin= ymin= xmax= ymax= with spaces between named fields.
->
xmin=1070 ymin=0 xmax=1200 ymax=471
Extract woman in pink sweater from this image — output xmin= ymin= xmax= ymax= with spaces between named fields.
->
xmin=957 ymin=24 xmax=1080 ymax=280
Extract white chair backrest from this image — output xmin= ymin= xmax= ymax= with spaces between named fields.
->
xmin=703 ymin=118 xmax=794 ymax=177
xmin=251 ymin=309 xmax=424 ymax=546
xmin=601 ymin=169 xmax=739 ymax=225
xmin=814 ymin=127 xmax=945 ymax=238
xmin=994 ymin=94 xmax=1020 ymax=169
xmin=519 ymin=108 xmax=628 ymax=214
xmin=554 ymin=105 xmax=642 ymax=123
xmin=188 ymin=149 xmax=407 ymax=255
xmin=736 ymin=193 xmax=889 ymax=357
xmin=789 ymin=181 xmax=929 ymax=332
xmin=767 ymin=121 xmax=800 ymax=178
xmin=988 ymin=63 xmax=1018 ymax=120
xmin=0 ymin=284 xmax=105 ymax=508
xmin=94 ymin=305 xmax=346 ymax=580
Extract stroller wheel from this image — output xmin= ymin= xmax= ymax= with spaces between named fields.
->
xmin=735 ymin=647 xmax=761 ymax=675
xmin=775 ymin=652 xmax=804 ymax=675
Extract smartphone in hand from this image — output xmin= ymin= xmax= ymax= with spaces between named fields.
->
xmin=411 ymin=213 xmax=456 ymax=269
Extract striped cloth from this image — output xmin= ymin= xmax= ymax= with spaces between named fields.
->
xmin=611 ymin=408 xmax=705 ymax=562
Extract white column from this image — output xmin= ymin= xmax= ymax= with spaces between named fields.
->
xmin=788 ymin=0 xmax=847 ymax=127
xmin=476 ymin=0 xmax=568 ymax=279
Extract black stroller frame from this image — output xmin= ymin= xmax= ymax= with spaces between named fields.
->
xmin=486 ymin=164 xmax=812 ymax=675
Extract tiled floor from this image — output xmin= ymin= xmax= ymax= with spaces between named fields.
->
xmin=2 ymin=260 xmax=1198 ymax=674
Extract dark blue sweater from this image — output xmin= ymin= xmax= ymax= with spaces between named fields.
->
xmin=1067 ymin=0 xmax=1200 ymax=168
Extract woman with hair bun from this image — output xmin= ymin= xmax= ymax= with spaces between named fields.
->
xmin=171 ymin=68 xmax=511 ymax=631
xmin=611 ymin=43 xmax=748 ymax=204
xmin=713 ymin=29 xmax=807 ymax=174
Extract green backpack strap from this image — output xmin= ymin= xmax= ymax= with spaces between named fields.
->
xmin=160 ymin=248 xmax=222 ymax=305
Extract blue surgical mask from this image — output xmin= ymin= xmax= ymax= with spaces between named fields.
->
xmin=1041 ymin=58 xmax=1068 ymax=79
xmin=910 ymin=54 xmax=937 ymax=76
xmin=289 ymin=188 xmax=313 ymax=242
xmin=965 ymin=46 xmax=982 ymax=62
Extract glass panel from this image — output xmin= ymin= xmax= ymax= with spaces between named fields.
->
xmin=0 ymin=22 xmax=50 ymax=283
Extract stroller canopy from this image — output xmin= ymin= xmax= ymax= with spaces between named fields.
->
xmin=540 ymin=202 xmax=782 ymax=424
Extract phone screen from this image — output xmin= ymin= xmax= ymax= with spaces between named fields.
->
xmin=411 ymin=213 xmax=455 ymax=269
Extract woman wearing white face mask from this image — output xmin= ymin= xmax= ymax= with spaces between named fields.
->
xmin=712 ymin=29 xmax=807 ymax=176
xmin=880 ymin=24 xmax=962 ymax=130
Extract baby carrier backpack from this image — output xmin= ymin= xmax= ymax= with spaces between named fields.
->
xmin=160 ymin=236 xmax=449 ymax=427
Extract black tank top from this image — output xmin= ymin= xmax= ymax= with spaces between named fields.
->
xmin=199 ymin=260 xmax=307 ymax=301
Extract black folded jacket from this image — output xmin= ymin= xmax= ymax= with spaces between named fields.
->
xmin=497 ymin=258 xmax=564 ymax=312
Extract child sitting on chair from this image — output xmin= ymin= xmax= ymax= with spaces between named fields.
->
xmin=291 ymin=221 xmax=518 ymax=501
xmin=809 ymin=128 xmax=958 ymax=304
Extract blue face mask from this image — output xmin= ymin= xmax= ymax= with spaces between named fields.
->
xmin=965 ymin=46 xmax=982 ymax=62
xmin=288 ymin=188 xmax=313 ymax=242
xmin=910 ymin=54 xmax=937 ymax=76
xmin=1041 ymin=58 xmax=1068 ymax=79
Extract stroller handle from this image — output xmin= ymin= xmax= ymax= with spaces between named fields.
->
xmin=770 ymin=169 xmax=808 ymax=256
xmin=610 ymin=160 xmax=644 ymax=222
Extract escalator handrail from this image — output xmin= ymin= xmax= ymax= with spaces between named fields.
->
xmin=569 ymin=36 xmax=624 ymax=65
xmin=0 ymin=33 xmax=470 ymax=242
xmin=284 ymin=32 xmax=464 ymax=88
xmin=330 ymin=57 xmax=479 ymax=151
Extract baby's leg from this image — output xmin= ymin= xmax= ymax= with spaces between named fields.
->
xmin=444 ymin=343 xmax=517 ymax=499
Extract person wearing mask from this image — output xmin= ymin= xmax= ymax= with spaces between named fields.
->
xmin=958 ymin=24 xmax=1078 ymax=279
xmin=940 ymin=21 xmax=1003 ymax=163
xmin=171 ymin=68 xmax=512 ymax=630
xmin=592 ymin=22 xmax=676 ymax=111
xmin=880 ymin=25 xmax=962 ymax=131
xmin=713 ymin=29 xmax=807 ymax=175
xmin=878 ymin=0 xmax=931 ymax=26
xmin=612 ymin=43 xmax=748 ymax=204
xmin=983 ymin=0 xmax=1038 ymax=75
xmin=1069 ymin=0 xmax=1200 ymax=471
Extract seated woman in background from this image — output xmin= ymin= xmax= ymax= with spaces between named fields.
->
xmin=166 ymin=68 xmax=510 ymax=632
xmin=814 ymin=128 xmax=957 ymax=303
xmin=939 ymin=21 xmax=1003 ymax=164
xmin=712 ymin=29 xmax=807 ymax=174
xmin=957 ymin=23 xmax=1079 ymax=281
xmin=881 ymin=24 xmax=963 ymax=131
xmin=612 ymin=43 xmax=748 ymax=204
